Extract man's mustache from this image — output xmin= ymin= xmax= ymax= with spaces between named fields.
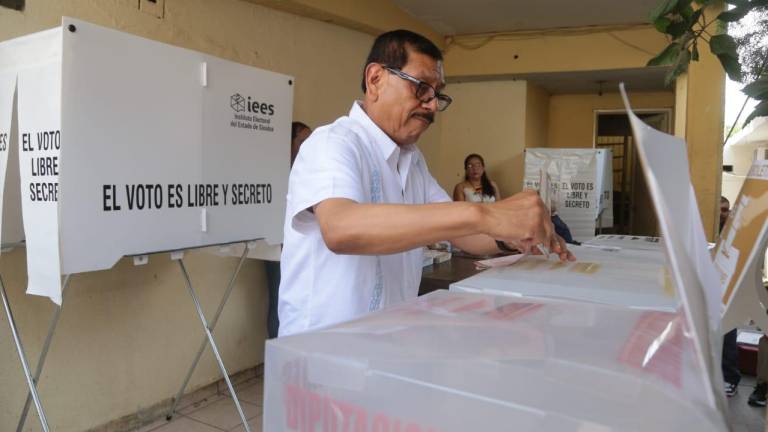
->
xmin=412 ymin=112 xmax=434 ymax=124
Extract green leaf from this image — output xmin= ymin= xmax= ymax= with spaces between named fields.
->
xmin=666 ymin=49 xmax=691 ymax=85
xmin=717 ymin=53 xmax=744 ymax=81
xmin=693 ymin=0 xmax=714 ymax=4
xmin=743 ymin=100 xmax=768 ymax=126
xmin=710 ymin=33 xmax=739 ymax=57
xmin=717 ymin=4 xmax=750 ymax=22
xmin=687 ymin=8 xmax=704 ymax=26
xmin=654 ymin=16 xmax=672 ymax=32
xmin=724 ymin=0 xmax=748 ymax=5
xmin=679 ymin=4 xmax=694 ymax=20
xmin=742 ymin=76 xmax=768 ymax=99
xmin=650 ymin=0 xmax=679 ymax=22
xmin=667 ymin=20 xmax=689 ymax=38
xmin=648 ymin=43 xmax=682 ymax=66
xmin=692 ymin=42 xmax=700 ymax=60
xmin=665 ymin=48 xmax=692 ymax=86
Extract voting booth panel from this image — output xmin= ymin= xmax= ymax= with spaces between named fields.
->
xmin=621 ymin=85 xmax=726 ymax=413
xmin=524 ymin=148 xmax=613 ymax=242
xmin=264 ymin=291 xmax=725 ymax=432
xmin=450 ymin=244 xmax=677 ymax=312
xmin=0 ymin=71 xmax=23 ymax=250
xmin=715 ymin=161 xmax=768 ymax=332
xmin=0 ymin=18 xmax=292 ymax=303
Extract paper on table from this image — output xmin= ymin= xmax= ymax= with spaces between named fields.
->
xmin=474 ymin=253 xmax=525 ymax=269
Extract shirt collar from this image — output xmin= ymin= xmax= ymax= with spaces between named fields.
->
xmin=349 ymin=101 xmax=417 ymax=164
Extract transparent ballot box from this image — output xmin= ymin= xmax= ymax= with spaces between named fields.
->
xmin=264 ymin=291 xmax=723 ymax=431
xmin=451 ymin=244 xmax=677 ymax=312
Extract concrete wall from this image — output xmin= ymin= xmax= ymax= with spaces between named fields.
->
xmin=0 ymin=1 xmax=376 ymax=430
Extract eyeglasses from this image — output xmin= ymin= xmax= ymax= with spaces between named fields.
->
xmin=383 ymin=66 xmax=453 ymax=112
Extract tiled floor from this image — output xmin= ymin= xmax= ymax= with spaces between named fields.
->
xmin=140 ymin=374 xmax=766 ymax=432
xmin=727 ymin=375 xmax=766 ymax=432
xmin=138 ymin=378 xmax=263 ymax=432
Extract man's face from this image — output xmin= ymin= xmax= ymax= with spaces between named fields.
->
xmin=376 ymin=51 xmax=444 ymax=146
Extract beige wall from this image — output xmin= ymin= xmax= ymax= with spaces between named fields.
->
xmin=0 ymin=1 xmax=375 ymax=431
xmin=525 ymin=82 xmax=550 ymax=150
xmin=436 ymin=80 xmax=527 ymax=198
xmin=547 ymin=92 xmax=675 ymax=149
xmin=444 ymin=26 xmax=669 ymax=79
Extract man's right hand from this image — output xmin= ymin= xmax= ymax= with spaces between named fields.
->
xmin=481 ymin=190 xmax=555 ymax=253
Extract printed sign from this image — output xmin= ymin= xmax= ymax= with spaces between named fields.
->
xmin=524 ymin=148 xmax=613 ymax=241
xmin=0 ymin=18 xmax=292 ymax=303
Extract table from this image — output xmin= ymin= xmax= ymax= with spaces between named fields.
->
xmin=418 ymin=255 xmax=485 ymax=295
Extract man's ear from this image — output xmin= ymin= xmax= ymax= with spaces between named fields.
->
xmin=364 ymin=63 xmax=385 ymax=102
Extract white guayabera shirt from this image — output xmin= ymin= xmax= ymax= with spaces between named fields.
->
xmin=278 ymin=102 xmax=450 ymax=336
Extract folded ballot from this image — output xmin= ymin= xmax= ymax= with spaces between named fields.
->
xmin=452 ymin=244 xmax=677 ymax=312
xmin=264 ymin=290 xmax=724 ymax=431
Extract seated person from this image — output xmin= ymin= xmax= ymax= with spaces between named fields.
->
xmin=453 ymin=153 xmax=500 ymax=203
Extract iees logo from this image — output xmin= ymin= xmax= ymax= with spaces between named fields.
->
xmin=230 ymin=93 xmax=275 ymax=116
xmin=230 ymin=93 xmax=246 ymax=112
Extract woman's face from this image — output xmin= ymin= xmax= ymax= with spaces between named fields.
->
xmin=466 ymin=157 xmax=484 ymax=180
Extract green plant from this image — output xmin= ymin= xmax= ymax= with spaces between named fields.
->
xmin=648 ymin=0 xmax=768 ymax=125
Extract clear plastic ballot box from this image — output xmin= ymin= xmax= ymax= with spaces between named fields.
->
xmin=450 ymin=244 xmax=677 ymax=312
xmin=264 ymin=290 xmax=724 ymax=431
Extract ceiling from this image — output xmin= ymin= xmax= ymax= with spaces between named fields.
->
xmin=448 ymin=67 xmax=672 ymax=94
xmin=392 ymin=0 xmax=661 ymax=35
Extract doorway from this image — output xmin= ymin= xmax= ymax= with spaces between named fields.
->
xmin=594 ymin=110 xmax=672 ymax=236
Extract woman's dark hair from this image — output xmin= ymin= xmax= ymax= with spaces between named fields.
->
xmin=464 ymin=153 xmax=495 ymax=198
xmin=361 ymin=30 xmax=443 ymax=93
xmin=291 ymin=121 xmax=309 ymax=141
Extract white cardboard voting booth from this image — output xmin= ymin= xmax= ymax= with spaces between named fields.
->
xmin=264 ymin=290 xmax=726 ymax=431
xmin=450 ymin=244 xmax=677 ymax=312
xmin=524 ymin=148 xmax=613 ymax=241
xmin=0 ymin=18 xmax=291 ymax=432
xmin=715 ymin=160 xmax=768 ymax=333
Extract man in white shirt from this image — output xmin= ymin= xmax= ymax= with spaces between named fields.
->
xmin=278 ymin=30 xmax=572 ymax=336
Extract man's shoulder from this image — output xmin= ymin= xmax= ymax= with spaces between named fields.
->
xmin=303 ymin=115 xmax=369 ymax=153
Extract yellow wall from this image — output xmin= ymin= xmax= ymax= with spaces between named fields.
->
xmin=525 ymin=82 xmax=550 ymax=150
xmin=437 ymin=80 xmax=527 ymax=198
xmin=682 ymin=6 xmax=726 ymax=239
xmin=548 ymin=92 xmax=675 ymax=149
xmin=0 ymin=1 xmax=376 ymax=430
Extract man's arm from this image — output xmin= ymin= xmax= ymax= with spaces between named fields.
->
xmin=314 ymin=190 xmax=560 ymax=256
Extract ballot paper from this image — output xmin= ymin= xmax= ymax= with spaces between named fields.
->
xmin=264 ymin=290 xmax=725 ymax=432
xmin=474 ymin=253 xmax=526 ymax=269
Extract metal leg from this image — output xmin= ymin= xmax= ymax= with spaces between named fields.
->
xmin=16 ymin=275 xmax=71 ymax=432
xmin=176 ymin=257 xmax=252 ymax=432
xmin=167 ymin=246 xmax=248 ymax=420
xmin=0 ymin=275 xmax=51 ymax=432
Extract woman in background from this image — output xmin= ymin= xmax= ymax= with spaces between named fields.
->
xmin=453 ymin=153 xmax=500 ymax=203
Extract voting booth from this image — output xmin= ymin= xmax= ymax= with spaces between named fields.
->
xmin=0 ymin=18 xmax=291 ymax=432
xmin=524 ymin=148 xmax=613 ymax=242
xmin=714 ymin=160 xmax=768 ymax=333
